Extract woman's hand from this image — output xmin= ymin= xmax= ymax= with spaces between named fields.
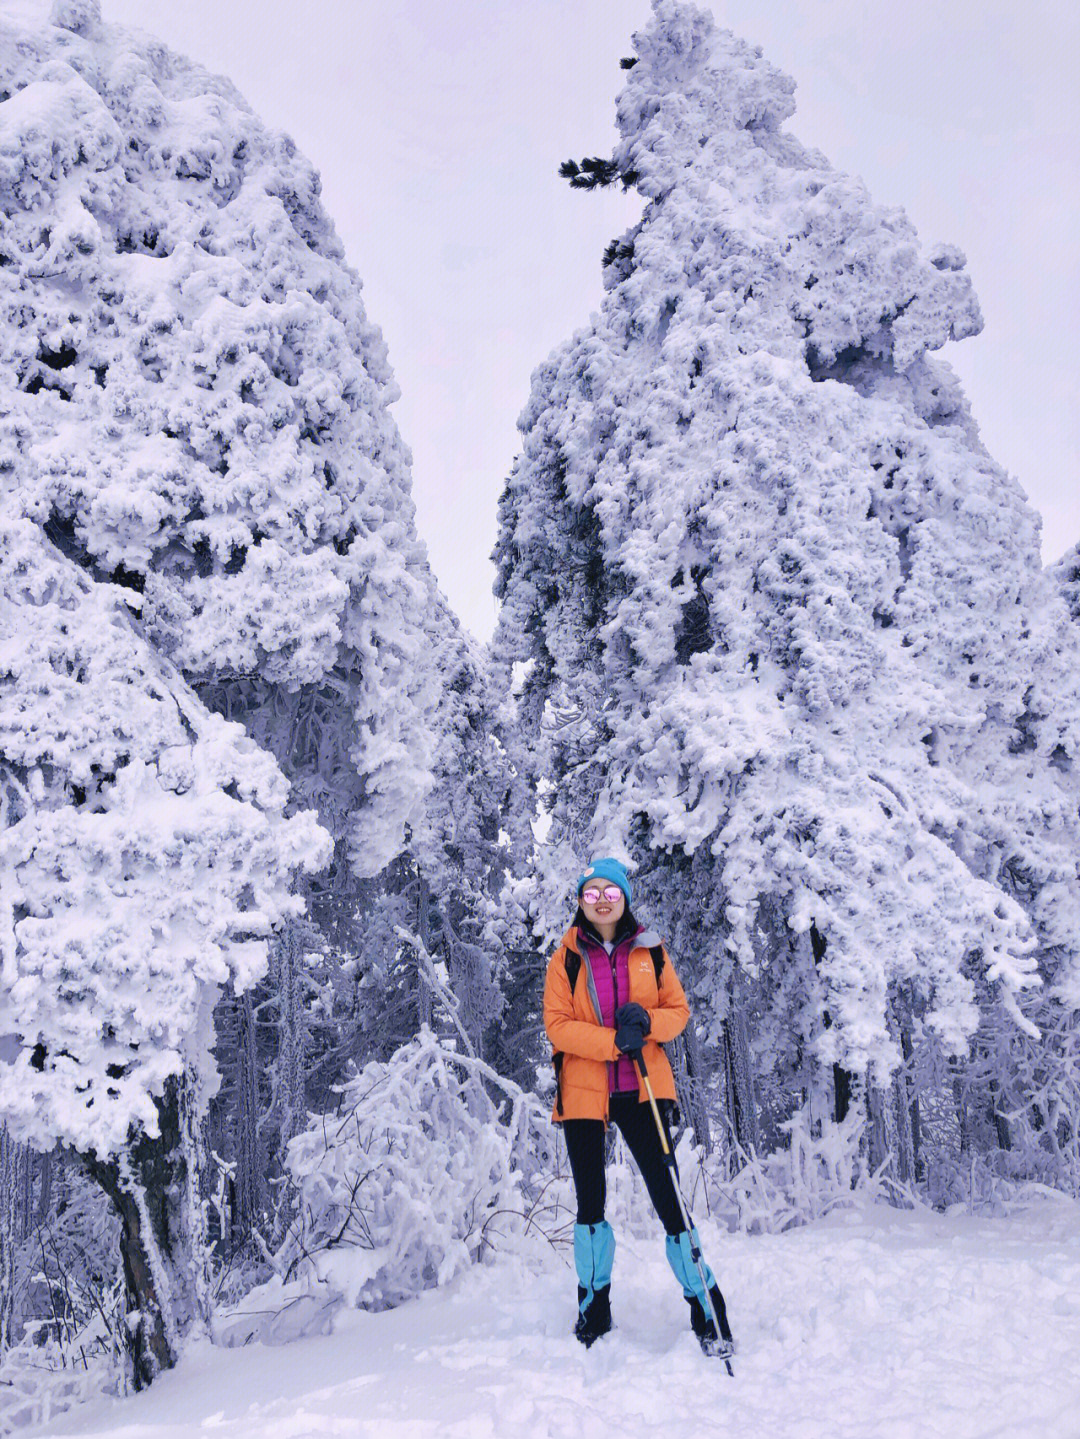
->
xmin=614 ymin=1002 xmax=651 ymax=1055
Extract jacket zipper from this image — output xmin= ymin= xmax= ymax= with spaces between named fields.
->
xmin=609 ymin=943 xmax=623 ymax=1092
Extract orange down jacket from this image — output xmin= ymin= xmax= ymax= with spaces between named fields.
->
xmin=543 ymin=924 xmax=690 ymax=1122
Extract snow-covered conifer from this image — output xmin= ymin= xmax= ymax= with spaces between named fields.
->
xmin=0 ymin=516 xmax=328 ymax=1380
xmin=493 ymin=0 xmax=1080 ymax=1181
xmin=0 ymin=0 xmax=436 ymax=890
xmin=410 ymin=604 xmax=515 ymax=1056
xmin=352 ymin=600 xmax=533 ymax=1075
xmin=0 ymin=0 xmax=497 ymax=1299
xmin=0 ymin=521 xmax=326 ymax=1153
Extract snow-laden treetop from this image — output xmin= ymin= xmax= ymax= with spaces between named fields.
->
xmin=0 ymin=0 xmax=436 ymax=871
xmin=611 ymin=0 xmax=982 ymax=381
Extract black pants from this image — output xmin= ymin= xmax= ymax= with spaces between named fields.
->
xmin=562 ymin=1093 xmax=685 ymax=1236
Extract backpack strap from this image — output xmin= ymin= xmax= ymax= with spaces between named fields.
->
xmin=635 ymin=929 xmax=666 ymax=986
xmin=565 ymin=947 xmax=582 ymax=995
xmin=645 ymin=941 xmax=682 ymax=1126
xmin=650 ymin=944 xmax=665 ymax=986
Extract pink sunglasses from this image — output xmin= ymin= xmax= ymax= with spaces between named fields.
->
xmin=581 ymin=886 xmax=624 ymax=905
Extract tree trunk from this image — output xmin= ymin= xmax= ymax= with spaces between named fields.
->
xmin=954 ymin=1068 xmax=973 ymax=1161
xmin=85 ymin=1077 xmax=204 ymax=1391
xmin=273 ymin=922 xmax=308 ymax=1151
xmin=865 ymin=1082 xmax=890 ymax=1177
xmin=0 ymin=1127 xmax=16 ymax=1351
xmin=35 ymin=1146 xmax=54 ymax=1231
xmin=232 ymin=989 xmax=264 ymax=1248
xmin=416 ymin=874 xmax=434 ymax=1032
xmin=722 ymin=1003 xmax=759 ymax=1157
xmin=672 ymin=1014 xmax=713 ymax=1157
xmin=809 ymin=924 xmax=856 ymax=1124
xmin=832 ymin=1062 xmax=853 ymax=1123
xmin=989 ymin=1075 xmax=1012 ymax=1153
xmin=892 ymin=998 xmax=920 ymax=1186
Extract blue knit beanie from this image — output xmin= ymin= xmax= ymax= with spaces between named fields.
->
xmin=575 ymin=857 xmax=633 ymax=905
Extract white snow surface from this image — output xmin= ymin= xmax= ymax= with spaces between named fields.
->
xmin=30 ymin=1196 xmax=1080 ymax=1439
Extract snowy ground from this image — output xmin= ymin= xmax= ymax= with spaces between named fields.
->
xmin=29 ymin=1196 xmax=1080 ymax=1439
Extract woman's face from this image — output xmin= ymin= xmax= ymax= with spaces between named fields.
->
xmin=579 ymin=883 xmax=626 ymax=929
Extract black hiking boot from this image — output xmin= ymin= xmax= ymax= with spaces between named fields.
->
xmin=688 ymin=1284 xmax=735 ymax=1358
xmin=574 ymin=1284 xmax=612 ymax=1347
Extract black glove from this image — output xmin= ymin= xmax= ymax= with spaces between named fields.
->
xmin=614 ymin=1002 xmax=651 ymax=1055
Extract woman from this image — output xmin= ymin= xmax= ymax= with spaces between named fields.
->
xmin=543 ymin=857 xmax=735 ymax=1354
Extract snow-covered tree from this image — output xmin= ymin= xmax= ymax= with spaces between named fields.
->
xmin=0 ymin=515 xmax=328 ymax=1382
xmin=493 ymin=0 xmax=1080 ymax=1185
xmin=199 ymin=608 xmax=530 ymax=1260
xmin=1 ymin=0 xmax=440 ymax=1246
xmin=404 ymin=605 xmax=520 ymax=1056
xmin=349 ymin=597 xmax=540 ymax=1078
xmin=278 ymin=1031 xmax=545 ymax=1317
xmin=0 ymin=0 xmax=438 ymax=907
xmin=1 ymin=1 xmax=529 ymax=1332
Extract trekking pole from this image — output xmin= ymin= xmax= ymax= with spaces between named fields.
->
xmin=632 ymin=1049 xmax=734 ymax=1375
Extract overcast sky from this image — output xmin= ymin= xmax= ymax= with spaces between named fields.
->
xmin=101 ymin=0 xmax=1080 ymax=639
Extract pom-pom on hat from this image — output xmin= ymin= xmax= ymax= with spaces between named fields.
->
xmin=576 ymin=857 xmax=633 ymax=905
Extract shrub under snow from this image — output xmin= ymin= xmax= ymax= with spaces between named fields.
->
xmin=273 ymin=1031 xmax=551 ymax=1317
